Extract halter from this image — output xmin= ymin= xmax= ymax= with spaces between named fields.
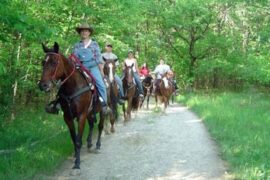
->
xmin=44 ymin=52 xmax=76 ymax=88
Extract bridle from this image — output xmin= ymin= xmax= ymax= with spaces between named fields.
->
xmin=143 ymin=81 xmax=152 ymax=95
xmin=124 ymin=66 xmax=135 ymax=89
xmin=44 ymin=52 xmax=76 ymax=88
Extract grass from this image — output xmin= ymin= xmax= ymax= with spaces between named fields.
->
xmin=178 ymin=90 xmax=270 ymax=179
xmin=0 ymin=106 xmax=94 ymax=180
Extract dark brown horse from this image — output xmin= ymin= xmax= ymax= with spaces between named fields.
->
xmin=155 ymin=74 xmax=174 ymax=109
xmin=141 ymin=75 xmax=153 ymax=109
xmin=103 ymin=58 xmax=118 ymax=133
xmin=39 ymin=42 xmax=107 ymax=170
xmin=122 ymin=64 xmax=140 ymax=121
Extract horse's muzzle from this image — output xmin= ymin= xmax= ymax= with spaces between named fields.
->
xmin=38 ymin=80 xmax=52 ymax=92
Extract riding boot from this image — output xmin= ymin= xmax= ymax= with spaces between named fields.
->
xmin=118 ymin=97 xmax=125 ymax=105
xmin=100 ymin=99 xmax=112 ymax=115
xmin=45 ymin=99 xmax=60 ymax=114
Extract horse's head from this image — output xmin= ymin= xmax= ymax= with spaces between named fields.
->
xmin=142 ymin=75 xmax=153 ymax=87
xmin=39 ymin=42 xmax=64 ymax=92
xmin=103 ymin=57 xmax=116 ymax=83
xmin=161 ymin=74 xmax=170 ymax=89
xmin=123 ymin=64 xmax=134 ymax=87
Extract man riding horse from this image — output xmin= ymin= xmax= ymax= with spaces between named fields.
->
xmin=46 ymin=23 xmax=111 ymax=114
xmin=102 ymin=43 xmax=125 ymax=105
xmin=152 ymin=58 xmax=171 ymax=94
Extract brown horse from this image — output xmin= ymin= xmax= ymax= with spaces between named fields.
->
xmin=103 ymin=58 xmax=118 ymax=133
xmin=39 ymin=42 xmax=107 ymax=170
xmin=155 ymin=74 xmax=174 ymax=109
xmin=122 ymin=64 xmax=140 ymax=121
xmin=141 ymin=75 xmax=153 ymax=109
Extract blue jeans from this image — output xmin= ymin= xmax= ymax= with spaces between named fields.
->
xmin=115 ymin=74 xmax=124 ymax=97
xmin=134 ymin=72 xmax=143 ymax=94
xmin=89 ymin=66 xmax=107 ymax=105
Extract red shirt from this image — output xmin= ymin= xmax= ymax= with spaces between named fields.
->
xmin=140 ymin=67 xmax=150 ymax=76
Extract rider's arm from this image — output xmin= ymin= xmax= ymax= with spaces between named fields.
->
xmin=88 ymin=41 xmax=103 ymax=68
xmin=135 ymin=59 xmax=140 ymax=73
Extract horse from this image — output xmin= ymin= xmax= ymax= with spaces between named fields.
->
xmin=103 ymin=58 xmax=119 ymax=133
xmin=39 ymin=42 xmax=107 ymax=170
xmin=122 ymin=64 xmax=140 ymax=121
xmin=155 ymin=73 xmax=174 ymax=109
xmin=140 ymin=75 xmax=153 ymax=109
xmin=167 ymin=71 xmax=178 ymax=104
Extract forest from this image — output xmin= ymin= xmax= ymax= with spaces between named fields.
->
xmin=1 ymin=0 xmax=270 ymax=179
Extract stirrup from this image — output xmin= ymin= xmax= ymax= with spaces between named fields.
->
xmin=45 ymin=101 xmax=60 ymax=114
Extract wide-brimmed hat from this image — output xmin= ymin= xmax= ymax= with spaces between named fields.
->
xmin=75 ymin=23 xmax=94 ymax=34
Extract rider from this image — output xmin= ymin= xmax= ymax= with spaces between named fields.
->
xmin=167 ymin=69 xmax=179 ymax=92
xmin=152 ymin=58 xmax=171 ymax=94
xmin=139 ymin=63 xmax=150 ymax=78
xmin=73 ymin=23 xmax=111 ymax=114
xmin=101 ymin=43 xmax=125 ymax=105
xmin=123 ymin=50 xmax=144 ymax=98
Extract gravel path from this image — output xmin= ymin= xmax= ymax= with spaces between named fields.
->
xmin=52 ymin=104 xmax=230 ymax=180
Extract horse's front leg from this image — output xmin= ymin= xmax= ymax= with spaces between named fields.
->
xmin=64 ymin=114 xmax=76 ymax=158
xmin=74 ymin=112 xmax=87 ymax=169
xmin=147 ymin=94 xmax=150 ymax=109
xmin=127 ymin=97 xmax=132 ymax=120
xmin=155 ymin=95 xmax=158 ymax=108
xmin=96 ymin=112 xmax=105 ymax=150
xmin=109 ymin=110 xmax=115 ymax=133
xmin=122 ymin=104 xmax=127 ymax=122
xmin=87 ymin=113 xmax=95 ymax=150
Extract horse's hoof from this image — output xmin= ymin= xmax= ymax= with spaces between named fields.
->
xmin=110 ymin=128 xmax=115 ymax=133
xmin=87 ymin=143 xmax=92 ymax=149
xmin=70 ymin=168 xmax=81 ymax=176
xmin=94 ymin=148 xmax=101 ymax=154
xmin=104 ymin=130 xmax=110 ymax=135
xmin=72 ymin=164 xmax=80 ymax=169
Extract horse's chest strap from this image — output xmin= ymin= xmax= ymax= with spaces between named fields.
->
xmin=59 ymin=86 xmax=92 ymax=103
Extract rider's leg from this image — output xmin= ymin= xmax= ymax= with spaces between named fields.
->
xmin=91 ymin=67 xmax=111 ymax=114
xmin=114 ymin=74 xmax=125 ymax=104
xmin=134 ymin=72 xmax=144 ymax=97
xmin=115 ymin=74 xmax=124 ymax=98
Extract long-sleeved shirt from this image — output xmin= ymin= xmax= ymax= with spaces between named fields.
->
xmin=73 ymin=40 xmax=103 ymax=69
xmin=101 ymin=52 xmax=119 ymax=66
xmin=154 ymin=64 xmax=171 ymax=79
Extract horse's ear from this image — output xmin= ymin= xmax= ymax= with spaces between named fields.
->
xmin=42 ymin=43 xmax=49 ymax=53
xmin=53 ymin=42 xmax=59 ymax=53
xmin=131 ymin=63 xmax=134 ymax=68
xmin=103 ymin=56 xmax=107 ymax=61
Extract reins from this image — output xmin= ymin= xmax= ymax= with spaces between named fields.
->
xmin=45 ymin=52 xmax=76 ymax=88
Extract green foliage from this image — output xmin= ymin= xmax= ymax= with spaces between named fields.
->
xmin=178 ymin=91 xmax=270 ymax=179
xmin=0 ymin=107 xmax=72 ymax=180
xmin=1 ymin=0 xmax=270 ymax=177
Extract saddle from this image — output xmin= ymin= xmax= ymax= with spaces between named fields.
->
xmin=69 ymin=54 xmax=96 ymax=90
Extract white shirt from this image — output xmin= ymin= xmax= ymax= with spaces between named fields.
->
xmin=154 ymin=64 xmax=171 ymax=79
xmin=83 ymin=39 xmax=92 ymax=48
xmin=124 ymin=58 xmax=137 ymax=72
xmin=102 ymin=52 xmax=119 ymax=66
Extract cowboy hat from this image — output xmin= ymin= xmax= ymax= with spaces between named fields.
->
xmin=75 ymin=23 xmax=94 ymax=34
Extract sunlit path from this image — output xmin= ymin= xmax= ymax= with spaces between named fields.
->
xmin=52 ymin=103 xmax=230 ymax=180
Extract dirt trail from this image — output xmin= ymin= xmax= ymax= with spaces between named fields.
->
xmin=51 ymin=103 xmax=230 ymax=180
